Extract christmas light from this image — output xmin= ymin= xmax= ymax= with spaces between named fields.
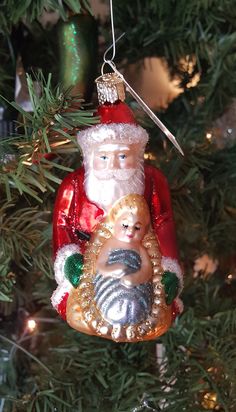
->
xmin=201 ymin=391 xmax=219 ymax=410
xmin=206 ymin=132 xmax=212 ymax=141
xmin=144 ymin=152 xmax=157 ymax=160
xmin=226 ymin=273 xmax=233 ymax=284
xmin=27 ymin=319 xmax=37 ymax=332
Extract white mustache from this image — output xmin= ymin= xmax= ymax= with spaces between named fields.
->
xmin=93 ymin=168 xmax=136 ymax=181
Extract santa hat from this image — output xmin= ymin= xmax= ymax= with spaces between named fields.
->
xmin=77 ymin=73 xmax=149 ymax=155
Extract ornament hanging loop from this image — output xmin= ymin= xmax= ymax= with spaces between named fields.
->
xmin=101 ymin=61 xmax=117 ymax=76
xmin=103 ymin=32 xmax=125 ymax=66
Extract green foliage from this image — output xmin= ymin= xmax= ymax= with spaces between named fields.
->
xmin=115 ymin=0 xmax=236 ymax=118
xmin=0 ymin=277 xmax=236 ymax=412
xmin=0 ymin=0 xmax=92 ymax=33
xmin=0 ymin=71 xmax=97 ymax=201
xmin=0 ymin=71 xmax=98 ymax=302
xmin=156 ymin=141 xmax=236 ymax=260
xmin=0 ymin=257 xmax=15 ymax=302
xmin=0 ymin=200 xmax=52 ymax=279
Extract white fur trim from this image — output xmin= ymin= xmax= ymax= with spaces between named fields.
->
xmin=51 ymin=279 xmax=72 ymax=309
xmin=54 ymin=243 xmax=81 ymax=284
xmin=161 ymin=256 xmax=184 ymax=293
xmin=77 ymin=123 xmax=149 ymax=154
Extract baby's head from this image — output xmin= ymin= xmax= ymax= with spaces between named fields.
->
xmin=108 ymin=194 xmax=150 ymax=243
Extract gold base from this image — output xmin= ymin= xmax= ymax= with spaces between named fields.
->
xmin=67 ymin=289 xmax=172 ymax=342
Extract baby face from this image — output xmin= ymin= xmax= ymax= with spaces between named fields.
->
xmin=113 ymin=212 xmax=147 ymax=243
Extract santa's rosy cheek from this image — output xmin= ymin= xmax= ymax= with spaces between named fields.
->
xmin=118 ymin=155 xmax=138 ymax=169
xmin=93 ymin=157 xmax=108 ymax=170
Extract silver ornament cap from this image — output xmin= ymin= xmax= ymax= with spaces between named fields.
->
xmin=95 ymin=73 xmax=125 ymax=105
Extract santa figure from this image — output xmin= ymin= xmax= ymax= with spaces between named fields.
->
xmin=51 ymin=73 xmax=183 ymax=340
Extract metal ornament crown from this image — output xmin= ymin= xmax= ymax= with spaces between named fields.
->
xmin=95 ymin=73 xmax=125 ymax=105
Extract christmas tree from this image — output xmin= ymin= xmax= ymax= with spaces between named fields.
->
xmin=1 ymin=1 xmax=236 ymax=411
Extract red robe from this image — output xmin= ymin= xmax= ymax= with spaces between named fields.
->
xmin=53 ymin=164 xmax=179 ymax=260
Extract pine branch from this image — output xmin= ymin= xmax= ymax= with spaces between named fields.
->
xmin=0 ymin=72 xmax=98 ymax=201
xmin=1 ymin=283 xmax=235 ymax=411
xmin=0 ymin=257 xmax=15 ymax=302
xmin=115 ymin=0 xmax=236 ymax=119
xmin=0 ymin=201 xmax=51 ymax=281
xmin=0 ymin=0 xmax=92 ymax=33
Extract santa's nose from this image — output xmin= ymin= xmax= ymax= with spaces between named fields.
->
xmin=109 ymin=155 xmax=120 ymax=169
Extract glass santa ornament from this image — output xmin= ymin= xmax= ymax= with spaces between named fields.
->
xmin=51 ymin=73 xmax=183 ymax=342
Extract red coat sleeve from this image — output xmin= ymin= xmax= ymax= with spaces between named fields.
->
xmin=144 ymin=165 xmax=179 ymax=260
xmin=53 ymin=171 xmax=78 ymax=257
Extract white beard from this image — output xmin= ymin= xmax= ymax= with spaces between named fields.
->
xmin=84 ymin=164 xmax=145 ymax=212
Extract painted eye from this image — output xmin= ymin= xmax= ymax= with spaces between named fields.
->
xmin=119 ymin=154 xmax=127 ymax=160
xmin=100 ymin=155 xmax=108 ymax=160
xmin=135 ymin=226 xmax=141 ymax=231
xmin=122 ymin=223 xmax=129 ymax=229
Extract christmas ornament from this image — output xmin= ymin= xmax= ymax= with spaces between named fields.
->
xmin=52 ymin=72 xmax=183 ymax=341
xmin=57 ymin=13 xmax=98 ymax=101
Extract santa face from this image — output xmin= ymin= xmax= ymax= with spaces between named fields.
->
xmin=93 ymin=143 xmax=139 ymax=171
xmin=83 ymin=142 xmax=145 ymax=212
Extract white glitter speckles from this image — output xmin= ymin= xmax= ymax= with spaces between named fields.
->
xmin=137 ymin=325 xmax=146 ymax=336
xmin=78 ymin=123 xmax=148 ymax=155
xmin=51 ymin=279 xmax=72 ymax=309
xmin=54 ymin=243 xmax=81 ymax=284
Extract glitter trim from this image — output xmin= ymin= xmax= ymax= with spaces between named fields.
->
xmin=51 ymin=279 xmax=72 ymax=308
xmin=161 ymin=256 xmax=183 ymax=293
xmin=77 ymin=123 xmax=149 ymax=154
xmin=54 ymin=244 xmax=81 ymax=284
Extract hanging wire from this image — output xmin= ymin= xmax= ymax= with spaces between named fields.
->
xmin=102 ymin=33 xmax=125 ymax=75
xmin=104 ymin=0 xmax=116 ymax=62
xmin=101 ymin=0 xmax=184 ymax=156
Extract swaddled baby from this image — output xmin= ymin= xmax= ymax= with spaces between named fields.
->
xmin=94 ymin=194 xmax=153 ymax=326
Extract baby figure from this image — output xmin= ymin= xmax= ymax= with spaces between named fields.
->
xmin=94 ymin=194 xmax=154 ymax=326
xmin=96 ymin=194 xmax=152 ymax=286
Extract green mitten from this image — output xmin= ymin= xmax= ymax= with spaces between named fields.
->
xmin=64 ymin=253 xmax=83 ymax=287
xmin=161 ymin=271 xmax=179 ymax=305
